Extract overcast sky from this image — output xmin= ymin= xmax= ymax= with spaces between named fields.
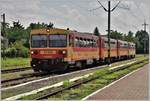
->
xmin=0 ymin=0 xmax=150 ymax=35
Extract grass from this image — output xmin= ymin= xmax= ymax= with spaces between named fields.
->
xmin=9 ymin=56 xmax=149 ymax=100
xmin=1 ymin=58 xmax=30 ymax=70
xmin=47 ymin=59 xmax=149 ymax=100
xmin=63 ymin=80 xmax=72 ymax=87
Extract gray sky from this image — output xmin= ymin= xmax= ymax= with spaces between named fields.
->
xmin=0 ymin=0 xmax=150 ymax=35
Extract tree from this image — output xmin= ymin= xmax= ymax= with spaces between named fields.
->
xmin=7 ymin=21 xmax=27 ymax=43
xmin=135 ymin=30 xmax=149 ymax=54
xmin=13 ymin=20 xmax=24 ymax=29
xmin=124 ymin=31 xmax=135 ymax=42
xmin=47 ymin=22 xmax=54 ymax=28
xmin=93 ymin=27 xmax=100 ymax=36
xmin=109 ymin=30 xmax=123 ymax=40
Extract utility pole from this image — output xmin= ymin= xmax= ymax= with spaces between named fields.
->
xmin=142 ymin=20 xmax=148 ymax=56
xmin=142 ymin=20 xmax=148 ymax=32
xmin=97 ymin=0 xmax=120 ymax=66
xmin=1 ymin=13 xmax=8 ymax=59
xmin=1 ymin=13 xmax=6 ymax=37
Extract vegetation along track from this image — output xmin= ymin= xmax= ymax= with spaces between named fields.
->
xmin=2 ymin=56 xmax=148 ymax=100
xmin=1 ymin=72 xmax=51 ymax=87
xmin=21 ymin=58 xmax=148 ymax=100
xmin=1 ymin=56 xmax=134 ymax=87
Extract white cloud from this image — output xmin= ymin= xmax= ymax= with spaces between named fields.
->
xmin=0 ymin=0 xmax=150 ymax=34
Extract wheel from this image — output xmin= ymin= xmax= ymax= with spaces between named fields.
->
xmin=32 ymin=66 xmax=40 ymax=72
xmin=76 ymin=61 xmax=82 ymax=69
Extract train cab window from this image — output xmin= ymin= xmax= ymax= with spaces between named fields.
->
xmin=49 ymin=34 xmax=67 ymax=47
xmin=31 ymin=35 xmax=47 ymax=48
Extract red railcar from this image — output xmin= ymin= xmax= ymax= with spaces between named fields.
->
xmin=30 ymin=28 xmax=99 ymax=72
xmin=99 ymin=36 xmax=118 ymax=62
xmin=128 ymin=42 xmax=136 ymax=58
xmin=30 ymin=28 xmax=136 ymax=72
xmin=117 ymin=40 xmax=129 ymax=59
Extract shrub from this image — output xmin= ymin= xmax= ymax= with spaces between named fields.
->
xmin=4 ymin=41 xmax=29 ymax=58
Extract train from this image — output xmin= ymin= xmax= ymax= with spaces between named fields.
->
xmin=30 ymin=28 xmax=135 ymax=72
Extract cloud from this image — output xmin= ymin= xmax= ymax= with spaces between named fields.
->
xmin=0 ymin=0 xmax=150 ymax=34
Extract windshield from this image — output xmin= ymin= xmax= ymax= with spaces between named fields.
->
xmin=31 ymin=35 xmax=47 ymax=48
xmin=49 ymin=34 xmax=67 ymax=47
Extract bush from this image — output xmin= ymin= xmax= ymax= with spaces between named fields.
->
xmin=3 ymin=41 xmax=29 ymax=58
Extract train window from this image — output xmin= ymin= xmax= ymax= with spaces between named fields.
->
xmin=93 ymin=40 xmax=97 ymax=47
xmin=104 ymin=41 xmax=108 ymax=48
xmin=69 ymin=35 xmax=73 ymax=46
xmin=49 ymin=34 xmax=67 ymax=47
xmin=31 ymin=35 xmax=47 ymax=48
xmin=110 ymin=41 xmax=117 ymax=48
xmin=83 ymin=39 xmax=86 ymax=47
xmin=79 ymin=38 xmax=83 ymax=47
xmin=75 ymin=37 xmax=79 ymax=47
xmin=86 ymin=39 xmax=89 ymax=47
xmin=90 ymin=40 xmax=93 ymax=47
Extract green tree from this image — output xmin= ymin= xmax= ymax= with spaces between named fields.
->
xmin=94 ymin=27 xmax=100 ymax=36
xmin=124 ymin=31 xmax=135 ymax=42
xmin=109 ymin=30 xmax=123 ymax=40
xmin=135 ymin=30 xmax=149 ymax=54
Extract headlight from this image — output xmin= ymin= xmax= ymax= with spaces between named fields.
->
xmin=31 ymin=51 xmax=34 ymax=54
xmin=62 ymin=50 xmax=66 ymax=54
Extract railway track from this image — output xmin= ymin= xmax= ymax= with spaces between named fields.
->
xmin=34 ymin=58 xmax=149 ymax=100
xmin=1 ymin=56 xmax=147 ymax=100
xmin=1 ymin=66 xmax=31 ymax=74
xmin=1 ymin=72 xmax=50 ymax=87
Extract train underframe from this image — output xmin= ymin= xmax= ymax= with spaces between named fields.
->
xmin=31 ymin=58 xmax=99 ymax=72
xmin=31 ymin=58 xmax=68 ymax=72
xmin=31 ymin=55 xmax=135 ymax=72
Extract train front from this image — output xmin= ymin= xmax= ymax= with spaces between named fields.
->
xmin=30 ymin=28 xmax=69 ymax=72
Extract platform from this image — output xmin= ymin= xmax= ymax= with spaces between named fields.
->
xmin=85 ymin=64 xmax=149 ymax=100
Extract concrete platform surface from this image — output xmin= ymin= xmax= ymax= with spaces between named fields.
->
xmin=86 ymin=64 xmax=149 ymax=100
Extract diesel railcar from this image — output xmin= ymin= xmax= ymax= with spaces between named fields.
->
xmin=30 ymin=28 xmax=135 ymax=72
xmin=30 ymin=28 xmax=99 ymax=72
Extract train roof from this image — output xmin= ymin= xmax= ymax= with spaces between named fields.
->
xmin=101 ymin=36 xmax=117 ymax=42
xmin=70 ymin=31 xmax=98 ymax=40
xmin=128 ymin=42 xmax=135 ymax=45
xmin=30 ymin=28 xmax=98 ymax=39
xmin=30 ymin=28 xmax=69 ymax=34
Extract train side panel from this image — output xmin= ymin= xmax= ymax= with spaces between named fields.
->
xmin=128 ymin=42 xmax=136 ymax=58
xmin=117 ymin=40 xmax=129 ymax=59
xmin=99 ymin=36 xmax=118 ymax=62
xmin=67 ymin=32 xmax=99 ymax=66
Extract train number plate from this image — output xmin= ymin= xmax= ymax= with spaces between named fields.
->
xmin=40 ymin=50 xmax=56 ymax=54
